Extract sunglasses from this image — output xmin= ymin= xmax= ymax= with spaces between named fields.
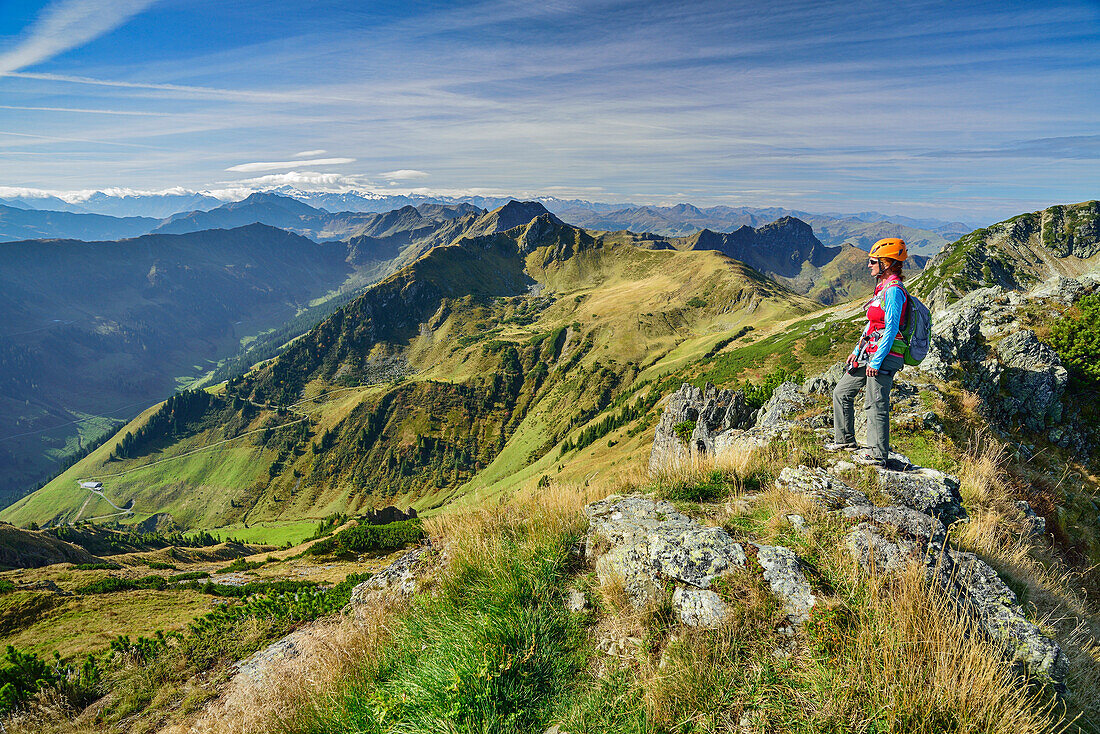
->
xmin=868 ymin=259 xmax=881 ymax=266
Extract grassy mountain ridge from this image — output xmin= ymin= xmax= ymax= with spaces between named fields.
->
xmin=0 ymin=205 xmax=491 ymax=498
xmin=8 ymin=213 xmax=814 ymax=529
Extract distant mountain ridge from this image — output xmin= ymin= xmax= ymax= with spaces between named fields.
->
xmin=152 ymin=192 xmax=379 ymax=239
xmin=0 ymin=204 xmax=157 ymax=243
xmin=0 ymin=188 xmax=976 ymax=247
xmin=553 ymin=202 xmax=971 ymax=255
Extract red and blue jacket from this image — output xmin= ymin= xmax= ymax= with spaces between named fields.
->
xmin=851 ymin=276 xmax=907 ymax=370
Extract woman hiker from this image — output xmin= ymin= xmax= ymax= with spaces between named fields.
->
xmin=826 ymin=238 xmax=909 ymax=467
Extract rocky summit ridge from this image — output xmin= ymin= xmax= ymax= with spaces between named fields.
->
xmin=919 ymin=200 xmax=1100 ymax=311
xmin=640 ymin=364 xmax=1068 ymax=687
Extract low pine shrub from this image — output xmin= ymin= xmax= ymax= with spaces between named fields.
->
xmin=657 ymin=468 xmax=734 ymax=503
xmin=74 ymin=562 xmax=120 ymax=571
xmin=76 ymin=575 xmax=167 ymax=594
xmin=0 ymin=645 xmax=57 ymax=714
xmin=672 ymin=420 xmax=695 ymax=443
xmin=307 ymin=519 xmax=424 ymax=556
xmin=1050 ymin=292 xmax=1100 ymax=384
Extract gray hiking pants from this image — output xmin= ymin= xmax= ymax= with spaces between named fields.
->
xmin=832 ymin=354 xmax=904 ymax=461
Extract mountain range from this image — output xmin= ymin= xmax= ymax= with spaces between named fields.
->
xmin=1 ymin=189 xmax=975 ymax=251
xmin=6 ymin=198 xmax=1095 ymax=532
xmin=0 ymin=197 xmax=889 ymax=503
xmin=0 ymin=202 xmax=484 ymax=498
xmin=2 ymin=207 xmax=815 ymax=527
xmin=1 ymin=187 xmax=1034 ymax=511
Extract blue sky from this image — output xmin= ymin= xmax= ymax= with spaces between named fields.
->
xmin=0 ymin=0 xmax=1098 ymax=222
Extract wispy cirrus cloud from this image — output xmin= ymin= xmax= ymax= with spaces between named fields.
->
xmin=0 ymin=103 xmax=168 ymax=116
xmin=924 ymin=135 xmax=1100 ymax=160
xmin=0 ymin=0 xmax=158 ymax=76
xmin=225 ymin=157 xmax=356 ymax=173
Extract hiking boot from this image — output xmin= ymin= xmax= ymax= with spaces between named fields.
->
xmin=883 ymin=456 xmax=914 ymax=472
xmin=851 ymin=448 xmax=885 ymax=467
xmin=823 ymin=440 xmax=858 ymax=452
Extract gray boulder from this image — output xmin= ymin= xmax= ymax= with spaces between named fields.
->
xmin=751 ymin=543 xmax=817 ymax=624
xmin=842 ymin=504 xmax=1066 ymax=688
xmin=776 ymin=465 xmax=871 ymax=510
xmin=995 ymin=330 xmax=1068 ymax=432
xmin=648 ymin=384 xmax=704 ymax=473
xmin=585 ymin=495 xmax=815 ymax=627
xmin=875 ymin=466 xmax=967 ymax=525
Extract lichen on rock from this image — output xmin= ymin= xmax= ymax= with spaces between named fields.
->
xmin=584 ymin=495 xmax=815 ymax=628
xmin=842 ymin=503 xmax=1066 ymax=688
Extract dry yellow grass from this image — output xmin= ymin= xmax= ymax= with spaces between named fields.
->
xmin=838 ymin=564 xmax=1061 ymax=734
xmin=171 ymin=593 xmax=406 ymax=734
xmin=947 ymin=428 xmax=1100 ymax=727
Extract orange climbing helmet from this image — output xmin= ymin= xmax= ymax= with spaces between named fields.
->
xmin=869 ymin=237 xmax=907 ymax=262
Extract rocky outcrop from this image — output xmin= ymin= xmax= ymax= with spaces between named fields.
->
xmin=584 ymin=495 xmax=816 ymax=627
xmin=914 ymin=280 xmax=1095 ymax=454
xmin=876 ymin=466 xmax=966 ymax=526
xmin=842 ymin=503 xmax=1066 ymax=688
xmin=649 ymin=380 xmax=822 ymax=472
xmin=348 ymin=545 xmax=432 ymax=605
xmin=994 ymin=330 xmax=1068 ymax=432
xmin=1042 ymin=202 xmax=1100 ymax=259
xmin=648 ymin=382 xmax=754 ymax=473
xmin=362 ymin=505 xmax=418 ymax=526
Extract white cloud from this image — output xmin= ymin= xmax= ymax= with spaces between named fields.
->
xmin=0 ymin=0 xmax=158 ymax=76
xmin=225 ymin=157 xmax=356 ymax=173
xmin=226 ymin=171 xmax=373 ymax=190
xmin=293 ymin=149 xmax=327 ymax=157
xmin=378 ymin=169 xmax=430 ymax=180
